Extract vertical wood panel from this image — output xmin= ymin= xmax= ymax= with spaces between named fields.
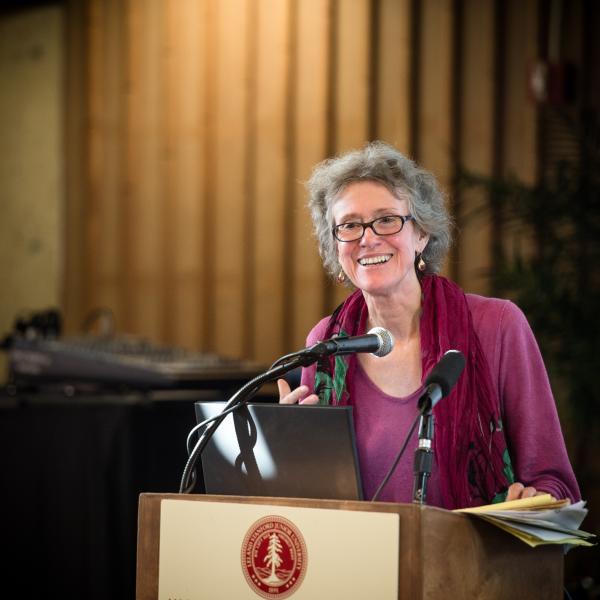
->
xmin=331 ymin=0 xmax=371 ymax=309
xmin=242 ymin=0 xmax=258 ymax=358
xmin=123 ymin=0 xmax=164 ymax=340
xmin=87 ymin=0 xmax=124 ymax=326
xmin=160 ymin=0 xmax=177 ymax=345
xmin=64 ymin=0 xmax=87 ymax=333
xmin=212 ymin=0 xmax=249 ymax=358
xmin=252 ymin=0 xmax=290 ymax=362
xmin=162 ymin=0 xmax=205 ymax=349
xmin=501 ymin=0 xmax=539 ymax=270
xmin=377 ymin=0 xmax=411 ymax=152
xmin=503 ymin=0 xmax=538 ymax=184
xmin=457 ymin=0 xmax=495 ymax=293
xmin=335 ymin=0 xmax=370 ymax=152
xmin=418 ymin=0 xmax=454 ymax=277
xmin=85 ymin=0 xmax=104 ymax=319
xmin=292 ymin=0 xmax=331 ymax=349
xmin=200 ymin=0 xmax=217 ymax=351
xmin=101 ymin=0 xmax=126 ymax=320
xmin=418 ymin=0 xmax=454 ymax=187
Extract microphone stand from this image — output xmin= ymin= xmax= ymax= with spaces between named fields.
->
xmin=412 ymin=404 xmax=434 ymax=504
xmin=375 ymin=350 xmax=465 ymax=504
xmin=179 ymin=349 xmax=324 ymax=494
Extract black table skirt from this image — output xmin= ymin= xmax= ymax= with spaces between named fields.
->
xmin=0 ymin=388 xmax=222 ymax=599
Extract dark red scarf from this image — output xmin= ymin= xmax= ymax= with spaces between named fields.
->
xmin=314 ymin=274 xmax=514 ymax=508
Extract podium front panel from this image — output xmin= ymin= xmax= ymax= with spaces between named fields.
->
xmin=158 ymin=499 xmax=400 ymax=599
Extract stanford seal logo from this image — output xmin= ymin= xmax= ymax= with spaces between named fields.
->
xmin=241 ymin=515 xmax=308 ymax=599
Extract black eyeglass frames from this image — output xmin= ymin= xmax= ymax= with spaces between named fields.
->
xmin=332 ymin=214 xmax=414 ymax=242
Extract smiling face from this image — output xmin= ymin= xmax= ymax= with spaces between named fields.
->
xmin=332 ymin=180 xmax=428 ymax=299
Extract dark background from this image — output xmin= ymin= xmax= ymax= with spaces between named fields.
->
xmin=0 ymin=388 xmax=218 ymax=599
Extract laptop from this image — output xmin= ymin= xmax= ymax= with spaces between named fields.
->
xmin=193 ymin=402 xmax=363 ymax=501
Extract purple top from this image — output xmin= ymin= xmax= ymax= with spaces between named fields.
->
xmin=301 ymin=294 xmax=581 ymax=507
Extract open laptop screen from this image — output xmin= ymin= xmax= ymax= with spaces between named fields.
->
xmin=194 ymin=402 xmax=363 ymax=501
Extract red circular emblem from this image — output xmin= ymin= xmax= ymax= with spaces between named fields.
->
xmin=241 ymin=515 xmax=308 ymax=599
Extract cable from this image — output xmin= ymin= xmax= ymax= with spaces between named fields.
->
xmin=183 ymin=350 xmax=317 ymax=461
xmin=179 ymin=354 xmax=314 ymax=494
xmin=371 ymin=411 xmax=421 ymax=502
xmin=185 ymin=391 xmax=259 ymax=455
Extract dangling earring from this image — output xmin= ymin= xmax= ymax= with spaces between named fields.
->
xmin=337 ymin=270 xmax=346 ymax=284
xmin=417 ymin=253 xmax=426 ymax=272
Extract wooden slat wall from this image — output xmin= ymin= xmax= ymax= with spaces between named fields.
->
xmin=161 ymin=0 xmax=205 ymax=349
xmin=290 ymin=0 xmax=330 ymax=349
xmin=330 ymin=0 xmax=371 ymax=309
xmin=211 ymin=0 xmax=249 ymax=358
xmin=86 ymin=0 xmax=125 ymax=322
xmin=252 ymin=0 xmax=290 ymax=359
xmin=125 ymin=0 xmax=164 ymax=340
xmin=376 ymin=0 xmax=411 ymax=152
xmin=456 ymin=0 xmax=495 ymax=293
xmin=65 ymin=0 xmax=542 ymax=363
xmin=500 ymin=0 xmax=539 ymax=271
xmin=417 ymin=0 xmax=453 ymax=187
xmin=503 ymin=0 xmax=538 ymax=185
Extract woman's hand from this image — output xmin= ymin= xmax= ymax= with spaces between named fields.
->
xmin=277 ymin=379 xmax=319 ymax=405
xmin=505 ymin=482 xmax=552 ymax=501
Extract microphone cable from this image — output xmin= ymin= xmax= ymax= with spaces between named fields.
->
xmin=179 ymin=353 xmax=316 ymax=493
xmin=371 ymin=349 xmax=466 ymax=502
xmin=370 ymin=410 xmax=421 ymax=502
xmin=184 ymin=352 xmax=302 ymax=456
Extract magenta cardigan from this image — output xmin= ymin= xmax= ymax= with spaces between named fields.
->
xmin=300 ymin=294 xmax=581 ymax=508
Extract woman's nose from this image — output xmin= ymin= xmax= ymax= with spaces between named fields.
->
xmin=360 ymin=224 xmax=379 ymax=245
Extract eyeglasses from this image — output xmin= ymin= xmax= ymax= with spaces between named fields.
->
xmin=332 ymin=214 xmax=414 ymax=242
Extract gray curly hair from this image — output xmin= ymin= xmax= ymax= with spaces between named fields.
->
xmin=306 ymin=141 xmax=452 ymax=279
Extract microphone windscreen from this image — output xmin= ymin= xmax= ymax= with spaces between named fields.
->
xmin=368 ymin=327 xmax=394 ymax=358
xmin=425 ymin=350 xmax=466 ymax=397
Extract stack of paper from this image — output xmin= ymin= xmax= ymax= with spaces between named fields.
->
xmin=454 ymin=494 xmax=596 ymax=548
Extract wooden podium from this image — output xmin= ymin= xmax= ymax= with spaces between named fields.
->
xmin=136 ymin=493 xmax=563 ymax=599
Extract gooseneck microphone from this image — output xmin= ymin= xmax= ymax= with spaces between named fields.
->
xmin=417 ymin=349 xmax=466 ymax=412
xmin=371 ymin=349 xmax=466 ymax=503
xmin=305 ymin=327 xmax=394 ymax=358
xmin=180 ymin=326 xmax=394 ymax=494
xmin=413 ymin=349 xmax=466 ymax=504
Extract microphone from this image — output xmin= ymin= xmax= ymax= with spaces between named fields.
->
xmin=417 ymin=349 xmax=466 ymax=413
xmin=412 ymin=350 xmax=465 ymax=504
xmin=306 ymin=327 xmax=394 ymax=358
xmin=374 ymin=350 xmax=466 ymax=504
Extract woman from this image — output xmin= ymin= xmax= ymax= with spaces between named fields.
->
xmin=278 ymin=141 xmax=580 ymax=509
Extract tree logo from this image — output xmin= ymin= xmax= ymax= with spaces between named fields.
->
xmin=241 ymin=515 xmax=307 ymax=599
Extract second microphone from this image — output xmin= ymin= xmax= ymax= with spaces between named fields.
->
xmin=305 ymin=327 xmax=394 ymax=358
